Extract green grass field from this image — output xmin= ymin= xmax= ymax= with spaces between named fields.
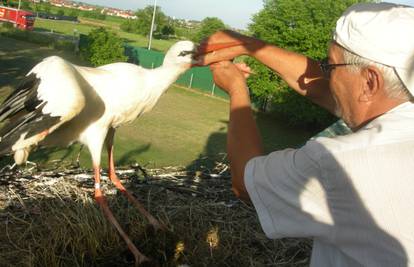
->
xmin=0 ymin=35 xmax=315 ymax=169
xmin=34 ymin=17 xmax=176 ymax=52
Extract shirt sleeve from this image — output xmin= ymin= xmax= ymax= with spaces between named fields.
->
xmin=244 ymin=141 xmax=335 ymax=239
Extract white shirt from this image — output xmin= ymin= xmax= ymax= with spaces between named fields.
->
xmin=245 ymin=102 xmax=414 ymax=267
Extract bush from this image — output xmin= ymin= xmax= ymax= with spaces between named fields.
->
xmin=0 ymin=21 xmax=14 ymax=29
xmin=80 ymin=27 xmax=127 ymax=66
xmin=120 ymin=19 xmax=137 ymax=33
xmin=81 ymin=10 xmax=106 ymax=20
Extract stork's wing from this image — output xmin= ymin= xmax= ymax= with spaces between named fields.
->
xmin=0 ymin=56 xmax=86 ymax=154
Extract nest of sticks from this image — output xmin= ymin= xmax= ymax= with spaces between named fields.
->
xmin=0 ymin=160 xmax=311 ymax=266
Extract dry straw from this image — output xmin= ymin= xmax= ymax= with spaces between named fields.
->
xmin=0 ymin=160 xmax=311 ymax=266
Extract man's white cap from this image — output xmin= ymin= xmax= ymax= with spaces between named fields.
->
xmin=333 ymin=2 xmax=414 ymax=96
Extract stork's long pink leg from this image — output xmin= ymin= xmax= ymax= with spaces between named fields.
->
xmin=93 ymin=165 xmax=150 ymax=265
xmin=106 ymin=129 xmax=165 ymax=231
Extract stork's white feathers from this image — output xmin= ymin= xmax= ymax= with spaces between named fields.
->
xmin=0 ymin=40 xmax=196 ymax=164
xmin=28 ymin=56 xmax=86 ymax=120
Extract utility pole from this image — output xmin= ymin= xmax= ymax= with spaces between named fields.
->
xmin=147 ymin=0 xmax=157 ymax=50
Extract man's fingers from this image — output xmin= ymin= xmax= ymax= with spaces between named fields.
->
xmin=235 ymin=63 xmax=254 ymax=78
xmin=235 ymin=62 xmax=250 ymax=72
xmin=209 ymin=61 xmax=253 ymax=80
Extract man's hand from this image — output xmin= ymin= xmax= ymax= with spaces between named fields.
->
xmin=209 ymin=61 xmax=251 ymax=96
xmin=199 ymin=30 xmax=251 ymax=47
xmin=196 ymin=30 xmax=265 ymax=66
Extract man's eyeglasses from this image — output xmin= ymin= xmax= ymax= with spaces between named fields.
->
xmin=318 ymin=58 xmax=357 ymax=79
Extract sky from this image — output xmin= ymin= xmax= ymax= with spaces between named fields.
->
xmin=78 ymin=0 xmax=414 ymax=30
xmin=78 ymin=0 xmax=262 ymax=29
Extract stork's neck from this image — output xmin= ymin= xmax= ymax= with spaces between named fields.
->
xmin=149 ymin=64 xmax=189 ymax=95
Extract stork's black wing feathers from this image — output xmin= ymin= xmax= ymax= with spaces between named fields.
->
xmin=0 ymin=74 xmax=60 ymax=155
xmin=0 ymin=73 xmax=42 ymax=121
xmin=0 ymin=108 xmax=60 ymax=155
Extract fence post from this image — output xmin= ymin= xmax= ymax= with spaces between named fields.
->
xmin=188 ymin=73 xmax=194 ymax=88
xmin=74 ymin=31 xmax=80 ymax=54
xmin=211 ymin=83 xmax=216 ymax=96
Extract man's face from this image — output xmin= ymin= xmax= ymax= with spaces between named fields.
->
xmin=327 ymin=43 xmax=364 ymax=129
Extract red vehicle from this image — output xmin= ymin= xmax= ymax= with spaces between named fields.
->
xmin=0 ymin=5 xmax=35 ymax=30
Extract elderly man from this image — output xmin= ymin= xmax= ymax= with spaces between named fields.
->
xmin=197 ymin=2 xmax=414 ymax=266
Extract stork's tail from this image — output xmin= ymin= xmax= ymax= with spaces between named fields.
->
xmin=0 ymin=74 xmax=59 ymax=164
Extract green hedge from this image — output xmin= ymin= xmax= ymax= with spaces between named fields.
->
xmin=0 ymin=25 xmax=76 ymax=51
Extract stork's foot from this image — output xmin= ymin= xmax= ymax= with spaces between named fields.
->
xmin=95 ymin=189 xmax=152 ymax=266
xmin=109 ymin=173 xmax=167 ymax=231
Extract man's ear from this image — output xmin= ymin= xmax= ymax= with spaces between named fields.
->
xmin=360 ymin=66 xmax=384 ymax=102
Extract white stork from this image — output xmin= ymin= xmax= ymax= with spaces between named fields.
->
xmin=0 ymin=40 xmax=197 ymax=264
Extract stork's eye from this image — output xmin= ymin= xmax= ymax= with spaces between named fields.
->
xmin=178 ymin=51 xmax=195 ymax=57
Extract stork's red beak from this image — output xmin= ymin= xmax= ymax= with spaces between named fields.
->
xmin=197 ymin=41 xmax=245 ymax=54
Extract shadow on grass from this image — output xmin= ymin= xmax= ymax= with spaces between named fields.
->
xmin=0 ymin=35 xmax=88 ymax=89
xmin=186 ymin=125 xmax=227 ymax=172
xmin=33 ymin=146 xmax=81 ymax=164
xmin=0 ymin=142 xmax=153 ymax=172
xmin=186 ymin=110 xmax=316 ymax=173
xmin=0 ymin=146 xmax=84 ymax=171
xmin=33 ymin=27 xmax=57 ymax=33
xmin=0 ymin=54 xmax=35 ymax=88
xmin=116 ymin=144 xmax=151 ymax=166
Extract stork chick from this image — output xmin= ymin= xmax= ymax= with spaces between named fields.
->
xmin=0 ymin=40 xmax=196 ymax=264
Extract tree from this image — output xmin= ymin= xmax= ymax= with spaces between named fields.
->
xmin=33 ymin=3 xmax=41 ymax=13
xmin=121 ymin=5 xmax=168 ymax=36
xmin=193 ymin=17 xmax=226 ymax=43
xmin=56 ymin=9 xmax=64 ymax=16
xmin=120 ymin=18 xmax=138 ymax=33
xmin=246 ymin=0 xmax=372 ymax=127
xmin=69 ymin=9 xmax=80 ymax=17
xmin=43 ymin=3 xmax=51 ymax=14
xmin=160 ymin=24 xmax=175 ymax=37
xmin=20 ymin=1 xmax=30 ymax=10
xmin=80 ymin=27 xmax=127 ymax=67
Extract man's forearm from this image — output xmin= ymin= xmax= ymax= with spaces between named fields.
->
xmin=227 ymin=86 xmax=263 ymax=201
xmin=245 ymin=40 xmax=336 ymax=113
